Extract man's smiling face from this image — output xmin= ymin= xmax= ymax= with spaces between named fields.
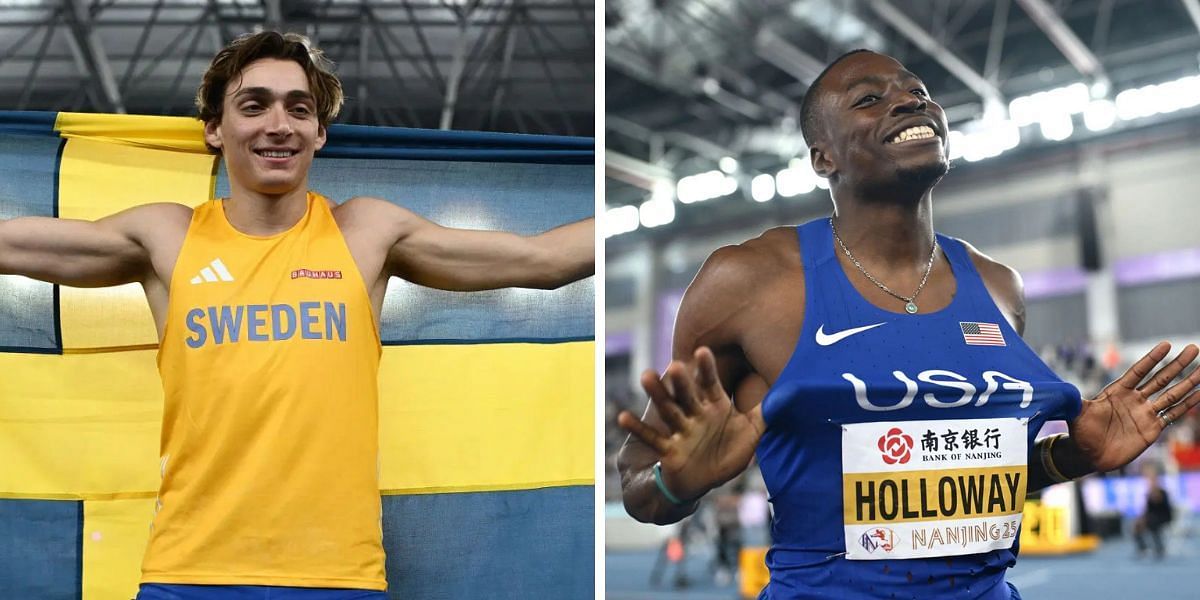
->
xmin=204 ymin=57 xmax=327 ymax=196
xmin=810 ymin=52 xmax=950 ymax=192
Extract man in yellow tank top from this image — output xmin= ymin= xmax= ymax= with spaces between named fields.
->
xmin=0 ymin=31 xmax=593 ymax=600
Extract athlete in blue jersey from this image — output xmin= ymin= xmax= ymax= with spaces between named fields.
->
xmin=616 ymin=50 xmax=1200 ymax=599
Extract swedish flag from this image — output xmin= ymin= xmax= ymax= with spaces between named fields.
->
xmin=0 ymin=111 xmax=594 ymax=599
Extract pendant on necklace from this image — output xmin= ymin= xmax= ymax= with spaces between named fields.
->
xmin=905 ymin=302 xmax=918 ymax=314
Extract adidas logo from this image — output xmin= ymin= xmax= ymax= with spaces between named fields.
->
xmin=190 ymin=258 xmax=235 ymax=285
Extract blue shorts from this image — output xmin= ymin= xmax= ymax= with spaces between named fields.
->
xmin=135 ymin=584 xmax=388 ymax=600
xmin=755 ymin=580 xmax=1023 ymax=599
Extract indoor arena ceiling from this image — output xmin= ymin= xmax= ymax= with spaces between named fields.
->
xmin=606 ymin=0 xmax=1200 ymax=244
xmin=0 ymin=0 xmax=594 ymax=135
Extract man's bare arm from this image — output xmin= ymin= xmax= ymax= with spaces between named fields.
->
xmin=0 ymin=205 xmax=170 ymax=287
xmin=344 ymin=197 xmax=593 ymax=292
xmin=616 ymin=243 xmax=768 ymax=524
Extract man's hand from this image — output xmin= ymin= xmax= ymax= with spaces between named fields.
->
xmin=1070 ymin=342 xmax=1200 ymax=472
xmin=617 ymin=347 xmax=766 ymax=502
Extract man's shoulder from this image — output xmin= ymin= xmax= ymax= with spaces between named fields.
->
xmin=701 ymin=226 xmax=801 ymax=280
xmin=128 ymin=201 xmax=194 ymax=218
xmin=674 ymin=226 xmax=804 ymax=361
xmin=329 ymin=194 xmax=391 ymax=210
xmin=329 ymin=195 xmax=409 ymax=223
xmin=113 ymin=202 xmax=193 ymax=236
xmin=685 ymin=226 xmax=802 ymax=307
xmin=952 ymin=236 xmax=1026 ymax=331
xmin=953 ymin=237 xmax=1023 ymax=299
xmin=327 ymin=196 xmax=420 ymax=252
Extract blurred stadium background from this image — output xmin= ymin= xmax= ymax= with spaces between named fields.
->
xmin=604 ymin=1 xmax=1200 ymax=598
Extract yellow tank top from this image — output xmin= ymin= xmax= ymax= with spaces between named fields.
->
xmin=146 ymin=191 xmax=385 ymax=590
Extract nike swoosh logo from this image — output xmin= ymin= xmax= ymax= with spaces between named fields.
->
xmin=815 ymin=322 xmax=887 ymax=346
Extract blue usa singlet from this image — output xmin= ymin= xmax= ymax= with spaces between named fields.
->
xmin=756 ymin=218 xmax=1081 ymax=599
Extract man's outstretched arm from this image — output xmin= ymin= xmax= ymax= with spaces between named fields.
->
xmin=346 ymin=196 xmax=593 ymax=292
xmin=0 ymin=207 xmax=163 ymax=287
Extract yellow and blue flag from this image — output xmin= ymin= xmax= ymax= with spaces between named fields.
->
xmin=0 ymin=111 xmax=594 ymax=599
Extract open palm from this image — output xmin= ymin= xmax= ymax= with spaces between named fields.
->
xmin=1071 ymin=342 xmax=1200 ymax=472
xmin=617 ymin=347 xmax=765 ymax=502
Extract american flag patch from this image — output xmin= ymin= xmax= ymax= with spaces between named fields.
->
xmin=960 ymin=322 xmax=1006 ymax=346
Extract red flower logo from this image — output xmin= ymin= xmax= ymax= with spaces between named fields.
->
xmin=878 ymin=427 xmax=913 ymax=465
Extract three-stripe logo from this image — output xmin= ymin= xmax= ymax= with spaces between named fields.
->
xmin=190 ymin=258 xmax=235 ymax=285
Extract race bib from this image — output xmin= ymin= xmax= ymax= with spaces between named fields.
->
xmin=841 ymin=418 xmax=1027 ymax=560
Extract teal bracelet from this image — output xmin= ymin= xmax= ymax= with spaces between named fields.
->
xmin=652 ymin=461 xmax=687 ymax=505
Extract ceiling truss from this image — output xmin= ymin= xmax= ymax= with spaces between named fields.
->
xmin=0 ymin=0 xmax=594 ymax=136
xmin=605 ymin=0 xmax=1200 ymax=209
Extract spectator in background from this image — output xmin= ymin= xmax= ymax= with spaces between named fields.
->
xmin=1167 ymin=412 xmax=1200 ymax=470
xmin=712 ymin=478 xmax=745 ymax=586
xmin=650 ymin=513 xmax=705 ymax=589
xmin=1102 ymin=340 xmax=1122 ymax=382
xmin=1132 ymin=464 xmax=1173 ymax=560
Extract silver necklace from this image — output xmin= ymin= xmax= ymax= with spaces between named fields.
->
xmin=830 ymin=217 xmax=937 ymax=314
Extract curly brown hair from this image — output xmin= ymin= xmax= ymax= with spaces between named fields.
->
xmin=196 ymin=31 xmax=343 ymax=130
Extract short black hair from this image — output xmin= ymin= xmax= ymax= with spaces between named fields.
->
xmin=799 ymin=49 xmax=876 ymax=146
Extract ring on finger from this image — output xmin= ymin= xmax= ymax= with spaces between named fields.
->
xmin=1160 ymin=412 xmax=1173 ymax=427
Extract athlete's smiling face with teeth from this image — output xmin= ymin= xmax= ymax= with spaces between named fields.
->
xmin=809 ymin=52 xmax=950 ymax=193
xmin=204 ymin=57 xmax=327 ymax=196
